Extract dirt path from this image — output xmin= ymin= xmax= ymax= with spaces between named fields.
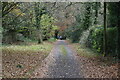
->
xmin=32 ymin=40 xmax=83 ymax=78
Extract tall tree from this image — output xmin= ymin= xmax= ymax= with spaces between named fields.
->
xmin=108 ymin=2 xmax=120 ymax=58
xmin=117 ymin=2 xmax=120 ymax=59
xmin=34 ymin=2 xmax=43 ymax=44
xmin=103 ymin=2 xmax=107 ymax=57
xmin=83 ymin=3 xmax=92 ymax=30
xmin=93 ymin=2 xmax=101 ymax=25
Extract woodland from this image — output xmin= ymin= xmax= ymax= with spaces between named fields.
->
xmin=1 ymin=2 xmax=120 ymax=78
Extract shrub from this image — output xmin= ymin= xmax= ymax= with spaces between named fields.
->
xmin=87 ymin=26 xmax=117 ymax=56
xmin=87 ymin=25 xmax=103 ymax=53
xmin=48 ymin=37 xmax=56 ymax=42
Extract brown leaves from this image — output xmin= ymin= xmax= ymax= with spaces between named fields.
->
xmin=77 ymin=55 xmax=118 ymax=78
xmin=2 ymin=43 xmax=53 ymax=78
xmin=71 ymin=43 xmax=118 ymax=78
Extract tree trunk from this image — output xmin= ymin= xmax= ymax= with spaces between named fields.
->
xmin=94 ymin=2 xmax=98 ymax=25
xmin=37 ymin=29 xmax=43 ymax=44
xmin=117 ymin=2 xmax=120 ymax=59
xmin=103 ymin=2 xmax=107 ymax=57
xmin=34 ymin=3 xmax=43 ymax=44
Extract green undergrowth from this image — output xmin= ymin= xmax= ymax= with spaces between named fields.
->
xmin=2 ymin=42 xmax=53 ymax=55
xmin=74 ymin=44 xmax=101 ymax=58
xmin=48 ymin=37 xmax=57 ymax=42
xmin=72 ymin=43 xmax=118 ymax=66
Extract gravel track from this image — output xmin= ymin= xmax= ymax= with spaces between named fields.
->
xmin=33 ymin=40 xmax=83 ymax=78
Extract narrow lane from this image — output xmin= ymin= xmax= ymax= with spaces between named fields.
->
xmin=33 ymin=40 xmax=83 ymax=78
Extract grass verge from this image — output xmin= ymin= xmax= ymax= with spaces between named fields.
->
xmin=71 ymin=43 xmax=119 ymax=78
xmin=2 ymin=41 xmax=54 ymax=78
xmin=71 ymin=43 xmax=118 ymax=65
xmin=71 ymin=43 xmax=101 ymax=58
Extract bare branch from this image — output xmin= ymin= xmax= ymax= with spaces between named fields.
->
xmin=2 ymin=2 xmax=19 ymax=17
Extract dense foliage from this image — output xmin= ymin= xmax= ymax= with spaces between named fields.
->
xmin=65 ymin=2 xmax=120 ymax=57
xmin=1 ymin=2 xmax=120 ymax=57
xmin=87 ymin=26 xmax=117 ymax=55
xmin=40 ymin=14 xmax=58 ymax=40
xmin=2 ymin=2 xmax=58 ymax=44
